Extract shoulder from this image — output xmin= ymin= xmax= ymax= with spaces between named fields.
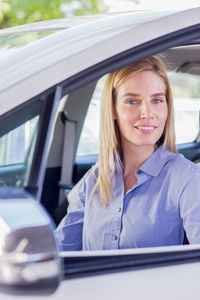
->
xmin=76 ymin=162 xmax=99 ymax=186
xmin=81 ymin=162 xmax=99 ymax=184
xmin=165 ymin=150 xmax=200 ymax=179
xmin=159 ymin=150 xmax=200 ymax=203
xmin=68 ymin=163 xmax=99 ymax=202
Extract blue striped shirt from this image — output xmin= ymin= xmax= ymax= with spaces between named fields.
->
xmin=55 ymin=145 xmax=200 ymax=251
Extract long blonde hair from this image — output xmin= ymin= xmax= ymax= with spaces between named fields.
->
xmin=92 ymin=56 xmax=177 ymax=207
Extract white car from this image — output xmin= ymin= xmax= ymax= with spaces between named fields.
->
xmin=0 ymin=8 xmax=200 ymax=300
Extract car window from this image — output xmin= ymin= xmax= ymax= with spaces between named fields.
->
xmin=169 ymin=72 xmax=200 ymax=144
xmin=0 ymin=116 xmax=38 ymax=165
xmin=76 ymin=76 xmax=106 ymax=156
xmin=0 ymin=101 xmax=40 ymax=188
xmin=76 ymin=72 xmax=200 ymax=157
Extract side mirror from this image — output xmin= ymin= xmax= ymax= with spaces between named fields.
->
xmin=0 ymin=197 xmax=61 ymax=295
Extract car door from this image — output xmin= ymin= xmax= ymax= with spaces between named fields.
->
xmin=50 ymin=9 xmax=200 ymax=300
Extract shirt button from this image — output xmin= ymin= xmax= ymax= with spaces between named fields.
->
xmin=118 ymin=207 xmax=121 ymax=212
xmin=113 ymin=235 xmax=118 ymax=240
xmin=137 ymin=170 xmax=143 ymax=175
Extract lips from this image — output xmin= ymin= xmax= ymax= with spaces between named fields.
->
xmin=134 ymin=125 xmax=157 ymax=133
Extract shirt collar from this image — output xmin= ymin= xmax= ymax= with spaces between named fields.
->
xmin=115 ymin=144 xmax=176 ymax=178
xmin=139 ymin=145 xmax=175 ymax=177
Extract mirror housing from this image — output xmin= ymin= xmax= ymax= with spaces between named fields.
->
xmin=0 ymin=197 xmax=61 ymax=295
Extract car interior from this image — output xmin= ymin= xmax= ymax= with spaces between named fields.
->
xmin=40 ymin=44 xmax=200 ymax=226
xmin=0 ymin=43 xmax=200 ymax=245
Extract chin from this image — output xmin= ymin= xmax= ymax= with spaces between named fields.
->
xmin=133 ymin=139 xmax=158 ymax=147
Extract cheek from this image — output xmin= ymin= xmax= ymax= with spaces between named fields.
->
xmin=117 ymin=112 xmax=137 ymax=127
xmin=161 ymin=111 xmax=168 ymax=123
xmin=158 ymin=105 xmax=168 ymax=124
xmin=116 ymin=105 xmax=138 ymax=122
xmin=115 ymin=105 xmax=126 ymax=122
xmin=164 ymin=107 xmax=168 ymax=123
xmin=115 ymin=109 xmax=133 ymax=133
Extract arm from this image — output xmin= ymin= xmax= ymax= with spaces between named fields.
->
xmin=180 ymin=171 xmax=200 ymax=244
xmin=54 ymin=178 xmax=86 ymax=251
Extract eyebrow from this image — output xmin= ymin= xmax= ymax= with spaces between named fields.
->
xmin=151 ymin=93 xmax=166 ymax=97
xmin=122 ymin=93 xmax=166 ymax=98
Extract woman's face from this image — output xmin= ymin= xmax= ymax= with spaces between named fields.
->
xmin=114 ymin=70 xmax=168 ymax=149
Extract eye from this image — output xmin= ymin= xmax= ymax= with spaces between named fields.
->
xmin=153 ymin=98 xmax=164 ymax=104
xmin=126 ymin=99 xmax=137 ymax=104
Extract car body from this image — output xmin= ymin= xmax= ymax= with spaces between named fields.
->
xmin=0 ymin=7 xmax=200 ymax=299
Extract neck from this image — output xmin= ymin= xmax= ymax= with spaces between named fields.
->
xmin=121 ymin=143 xmax=156 ymax=175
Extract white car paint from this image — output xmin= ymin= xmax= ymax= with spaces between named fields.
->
xmin=2 ymin=245 xmax=200 ymax=299
xmin=3 ymin=262 xmax=199 ymax=300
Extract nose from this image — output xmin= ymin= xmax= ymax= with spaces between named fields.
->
xmin=140 ymin=101 xmax=153 ymax=119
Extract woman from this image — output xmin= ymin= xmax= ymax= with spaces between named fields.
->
xmin=55 ymin=56 xmax=200 ymax=250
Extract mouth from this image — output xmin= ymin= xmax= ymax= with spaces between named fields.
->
xmin=134 ymin=125 xmax=157 ymax=133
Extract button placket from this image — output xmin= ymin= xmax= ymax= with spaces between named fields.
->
xmin=110 ymin=176 xmax=124 ymax=248
xmin=137 ymin=170 xmax=143 ymax=175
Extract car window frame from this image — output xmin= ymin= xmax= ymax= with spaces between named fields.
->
xmin=51 ymin=22 xmax=200 ymax=274
xmin=0 ymin=86 xmax=60 ymax=201
xmin=59 ymin=23 xmax=200 ymax=167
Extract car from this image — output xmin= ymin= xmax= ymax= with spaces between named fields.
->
xmin=0 ymin=7 xmax=200 ymax=299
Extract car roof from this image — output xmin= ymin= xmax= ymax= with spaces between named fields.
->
xmin=0 ymin=8 xmax=199 ymax=116
xmin=0 ymin=13 xmax=121 ymax=35
xmin=0 ymin=10 xmax=180 ymax=35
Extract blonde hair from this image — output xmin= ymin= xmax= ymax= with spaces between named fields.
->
xmin=92 ymin=56 xmax=177 ymax=207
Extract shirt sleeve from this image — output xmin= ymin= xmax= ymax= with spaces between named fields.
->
xmin=179 ymin=171 xmax=200 ymax=244
xmin=54 ymin=177 xmax=86 ymax=251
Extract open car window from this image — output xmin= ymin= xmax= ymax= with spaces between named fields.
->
xmin=77 ymin=71 xmax=200 ymax=159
